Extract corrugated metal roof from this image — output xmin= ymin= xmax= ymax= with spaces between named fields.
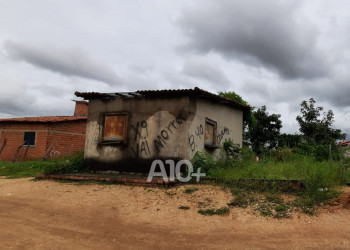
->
xmin=0 ymin=116 xmax=87 ymax=124
xmin=75 ymin=87 xmax=250 ymax=110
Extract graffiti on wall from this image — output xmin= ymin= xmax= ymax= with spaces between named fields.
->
xmin=188 ymin=124 xmax=204 ymax=152
xmin=188 ymin=123 xmax=231 ymax=154
xmin=45 ymin=143 xmax=75 ymax=159
xmin=129 ymin=113 xmax=186 ymax=158
xmin=216 ymin=127 xmax=230 ymax=145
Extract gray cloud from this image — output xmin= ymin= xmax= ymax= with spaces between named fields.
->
xmin=0 ymin=80 xmax=36 ymax=116
xmin=0 ymin=0 xmax=349 ymax=136
xmin=182 ymin=57 xmax=230 ymax=87
xmin=4 ymin=40 xmax=122 ymax=85
xmin=178 ymin=0 xmax=329 ymax=80
xmin=312 ymin=78 xmax=350 ymax=108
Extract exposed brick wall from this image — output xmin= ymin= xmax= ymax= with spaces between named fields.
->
xmin=0 ymin=124 xmax=49 ymax=161
xmin=46 ymin=121 xmax=86 ymax=159
xmin=74 ymin=101 xmax=88 ymax=117
xmin=0 ymin=121 xmax=86 ymax=161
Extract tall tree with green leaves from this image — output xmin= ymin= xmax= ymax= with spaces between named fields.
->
xmin=277 ymin=133 xmax=302 ymax=148
xmin=249 ymin=106 xmax=282 ymax=154
xmin=219 ymin=91 xmax=282 ymax=153
xmin=296 ymin=98 xmax=345 ymax=145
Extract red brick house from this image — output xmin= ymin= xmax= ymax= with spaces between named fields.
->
xmin=0 ymin=101 xmax=88 ymax=161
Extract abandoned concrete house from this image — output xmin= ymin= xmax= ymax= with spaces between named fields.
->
xmin=75 ymin=87 xmax=249 ymax=172
xmin=0 ymin=101 xmax=88 ymax=161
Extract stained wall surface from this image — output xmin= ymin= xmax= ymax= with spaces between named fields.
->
xmin=84 ymin=96 xmax=243 ymax=172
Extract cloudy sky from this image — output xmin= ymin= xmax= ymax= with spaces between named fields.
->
xmin=1 ymin=0 xmax=350 ymax=136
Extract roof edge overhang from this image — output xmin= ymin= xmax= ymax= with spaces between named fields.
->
xmin=0 ymin=116 xmax=87 ymax=124
xmin=75 ymin=87 xmax=250 ymax=111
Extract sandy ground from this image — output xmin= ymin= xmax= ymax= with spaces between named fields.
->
xmin=0 ymin=178 xmax=349 ymax=249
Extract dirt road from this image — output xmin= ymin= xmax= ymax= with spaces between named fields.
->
xmin=0 ymin=178 xmax=349 ymax=249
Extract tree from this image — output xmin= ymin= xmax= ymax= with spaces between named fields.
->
xmin=249 ymin=106 xmax=282 ymax=154
xmin=296 ymin=98 xmax=345 ymax=145
xmin=219 ymin=91 xmax=282 ymax=153
xmin=278 ymin=133 xmax=302 ymax=148
xmin=218 ymin=91 xmax=249 ymax=106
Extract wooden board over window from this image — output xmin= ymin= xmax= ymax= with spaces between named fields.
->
xmin=204 ymin=118 xmax=217 ymax=148
xmin=103 ymin=114 xmax=128 ymax=142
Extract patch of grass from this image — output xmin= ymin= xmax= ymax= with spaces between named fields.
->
xmin=43 ymin=151 xmax=86 ymax=174
xmin=258 ymin=194 xmax=291 ymax=218
xmin=208 ymin=153 xmax=349 ymax=216
xmin=265 ymin=193 xmax=283 ymax=203
xmin=258 ymin=205 xmax=273 ymax=217
xmin=178 ymin=206 xmax=190 ymax=210
xmin=273 ymin=203 xmax=290 ymax=218
xmin=198 ymin=207 xmax=230 ymax=216
xmin=208 ymin=154 xmax=350 ymax=187
xmin=292 ymin=188 xmax=340 ymax=215
xmin=227 ymin=187 xmax=292 ymax=218
xmin=0 ymin=160 xmax=51 ymax=178
xmin=0 ymin=151 xmax=86 ymax=178
xmin=228 ymin=187 xmax=256 ymax=208
xmin=184 ymin=187 xmax=199 ymax=194
xmin=228 ymin=193 xmax=250 ymax=208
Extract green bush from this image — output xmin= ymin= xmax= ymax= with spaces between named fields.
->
xmin=44 ymin=151 xmax=86 ymax=174
xmin=241 ymin=147 xmax=256 ymax=162
xmin=259 ymin=148 xmax=277 ymax=158
xmin=223 ymin=139 xmax=234 ymax=152
xmin=314 ymin=145 xmax=329 ymax=161
xmin=192 ymin=151 xmax=215 ymax=173
xmin=275 ymin=148 xmax=294 ymax=162
xmin=293 ymin=143 xmax=314 ymax=156
xmin=293 ymin=143 xmax=341 ymax=161
xmin=223 ymin=139 xmax=241 ymax=159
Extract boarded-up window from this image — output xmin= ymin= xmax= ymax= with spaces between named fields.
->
xmin=23 ymin=132 xmax=36 ymax=146
xmin=102 ymin=113 xmax=128 ymax=142
xmin=204 ymin=118 xmax=217 ymax=148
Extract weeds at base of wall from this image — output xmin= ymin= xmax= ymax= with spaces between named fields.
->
xmin=0 ymin=160 xmax=56 ymax=178
xmin=43 ymin=151 xmax=87 ymax=174
xmin=0 ymin=151 xmax=87 ymax=178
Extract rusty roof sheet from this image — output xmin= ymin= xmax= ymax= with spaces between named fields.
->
xmin=0 ymin=116 xmax=87 ymax=124
xmin=75 ymin=87 xmax=250 ymax=110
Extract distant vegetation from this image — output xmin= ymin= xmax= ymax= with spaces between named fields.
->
xmin=199 ymin=92 xmax=350 ymax=216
